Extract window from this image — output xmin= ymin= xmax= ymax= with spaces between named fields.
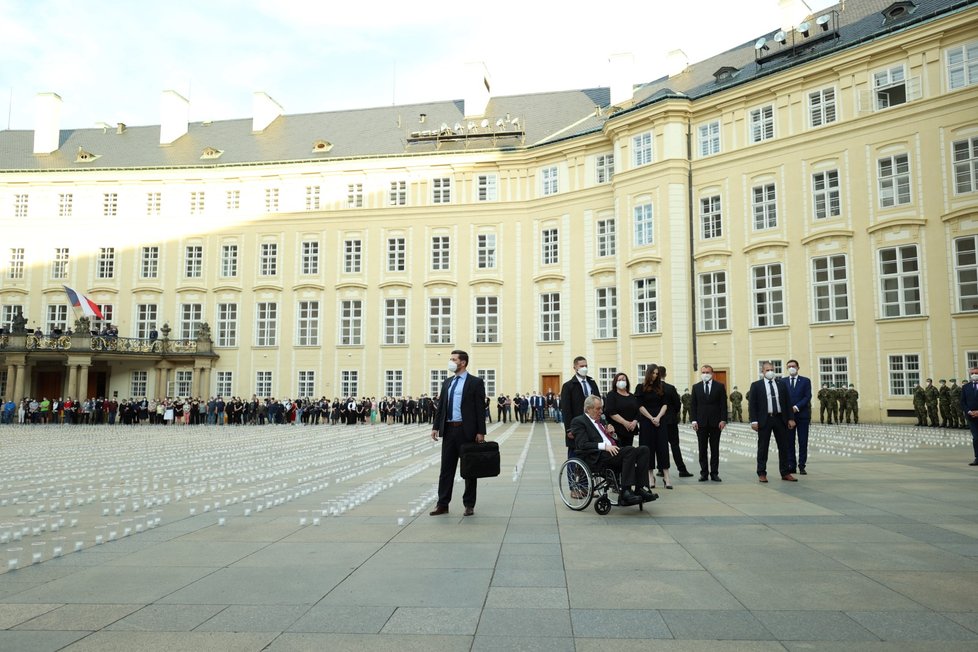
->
xmin=749 ymin=105 xmax=774 ymax=142
xmin=2 ymin=306 xmax=23 ymax=332
xmin=14 ymin=194 xmax=28 ymax=218
xmin=59 ymin=193 xmax=73 ymax=217
xmin=306 ymin=185 xmax=320 ymax=210
xmin=540 ymin=292 xmax=561 ymax=342
xmin=595 ymin=287 xmax=618 ymax=339
xmin=296 ymin=301 xmax=319 ymax=346
xmin=752 ymin=263 xmax=785 ymax=327
xmin=387 ymin=237 xmax=405 ymax=272
xmin=46 ymin=304 xmax=68 ymax=334
xmin=430 ymin=370 xmax=449 ymax=397
xmin=812 ymin=255 xmax=849 ymax=322
xmin=475 ymin=296 xmax=498 ymax=343
xmin=51 ymin=247 xmax=69 ymax=280
xmin=596 ymin=154 xmax=614 ymax=183
xmin=347 ymin=183 xmax=363 ymax=208
xmin=135 ymin=304 xmax=157 ymax=339
xmin=216 ymin=303 xmax=237 ymax=347
xmin=879 ymin=245 xmax=921 ymax=317
xmin=221 ymin=244 xmax=238 ymax=278
xmin=953 ymin=136 xmax=978 ymax=194
xmin=216 ymin=371 xmax=233 ymax=397
xmin=103 ymin=193 xmax=117 ymax=217
xmin=431 ymin=236 xmax=450 ymax=271
xmin=340 ymin=370 xmax=358 ymax=397
xmin=752 ymin=183 xmax=777 ymax=230
xmin=226 ymin=190 xmax=240 ymax=211
xmin=477 ymin=174 xmax=498 ymax=201
xmin=385 ymin=370 xmax=403 ymax=398
xmin=756 ymin=359 xmax=784 ymax=379
xmin=301 ymin=241 xmax=319 ymax=275
xmin=888 ymin=354 xmax=920 ymax=396
xmin=189 ymin=191 xmax=204 ymax=215
xmin=812 ymin=170 xmax=841 ymax=219
xmin=344 ymin=239 xmax=362 ymax=273
xmin=627 ymin=203 xmax=653 ymax=247
xmin=477 ymin=234 xmax=496 ymax=269
xmin=7 ymin=248 xmax=24 ymax=279
xmin=954 ymin=236 xmax=978 ymax=312
xmin=255 ymin=302 xmax=278 ymax=346
xmin=92 ymin=304 xmax=113 ymax=333
xmin=428 ymin=297 xmax=452 ymax=344
xmin=700 ymin=272 xmax=728 ymax=331
xmin=340 ymin=300 xmax=362 ymax=345
xmin=97 ymin=247 xmax=115 ymax=279
xmin=874 ymin=65 xmax=907 ymax=109
xmin=698 ymin=121 xmax=720 ymax=156
xmin=175 ymin=370 xmax=193 ymax=397
xmin=130 ymin=371 xmax=148 ymax=398
xmin=541 ymin=166 xmax=559 ymax=196
xmin=140 ymin=246 xmax=158 ymax=279
xmin=481 ymin=369 xmax=496 ymax=398
xmin=596 ymin=219 xmax=616 ymax=257
xmin=878 ymin=154 xmax=911 ymax=207
xmin=632 ymin=132 xmax=652 ymax=166
xmin=700 ymin=196 xmax=722 ymax=239
xmin=384 ymin=298 xmax=406 ymax=344
xmin=265 ymin=188 xmax=279 ymax=211
xmin=947 ymin=42 xmax=978 ymax=90
xmin=818 ymin=357 xmax=849 ymax=389
xmin=297 ymin=370 xmax=315 ymax=397
xmin=541 ymin=228 xmax=559 ymax=265
xmin=598 ymin=368 xmax=616 ymax=395
xmin=968 ymin=351 xmax=978 ymax=372
xmin=809 ymin=88 xmax=837 ymax=127
xmin=256 ymin=371 xmax=273 ymax=398
xmin=633 ymin=277 xmax=658 ymax=334
xmin=432 ymin=177 xmax=451 ymax=204
xmin=389 ymin=181 xmax=407 ymax=206
xmin=180 ymin=303 xmax=202 ymax=339
xmin=259 ymin=243 xmax=278 ymax=276
xmin=184 ymin=245 xmax=203 ymax=278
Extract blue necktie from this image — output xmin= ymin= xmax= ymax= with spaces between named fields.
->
xmin=446 ymin=376 xmax=460 ymax=419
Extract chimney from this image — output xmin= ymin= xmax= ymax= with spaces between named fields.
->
xmin=666 ymin=49 xmax=689 ymax=77
xmin=160 ymin=90 xmax=189 ymax=145
xmin=33 ymin=92 xmax=62 ymax=155
xmin=463 ymin=62 xmax=492 ymax=119
xmin=253 ymin=92 xmax=284 ymax=132
xmin=608 ymin=53 xmax=635 ymax=106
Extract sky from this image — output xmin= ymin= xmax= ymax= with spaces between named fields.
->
xmin=0 ymin=0 xmax=836 ymax=131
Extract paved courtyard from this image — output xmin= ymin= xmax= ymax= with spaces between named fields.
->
xmin=0 ymin=420 xmax=976 ymax=651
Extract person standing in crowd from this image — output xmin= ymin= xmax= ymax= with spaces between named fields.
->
xmin=658 ymin=366 xmax=693 ymax=478
xmin=635 ymin=364 xmax=672 ymax=490
xmin=938 ymin=380 xmax=952 ymax=428
xmin=689 ymin=364 xmax=727 ymax=482
xmin=817 ymin=383 xmax=830 ymax=424
xmin=430 ymin=350 xmax=487 ymax=516
xmin=846 ymin=383 xmax=860 ymax=424
xmin=728 ymin=386 xmax=743 ymax=422
xmin=961 ymin=367 xmax=978 ymax=466
xmin=784 ymin=360 xmax=812 ymax=475
xmin=497 ymin=395 xmax=507 ymax=423
xmin=604 ymin=372 xmax=640 ymax=448
xmin=913 ymin=380 xmax=927 ymax=426
xmin=680 ymin=388 xmax=691 ymax=423
xmin=949 ymin=379 xmax=963 ymax=429
xmin=560 ymin=356 xmax=601 ymax=464
xmin=924 ymin=378 xmax=940 ymax=427
xmin=749 ymin=361 xmax=797 ymax=483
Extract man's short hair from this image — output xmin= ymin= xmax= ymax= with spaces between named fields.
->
xmin=787 ymin=359 xmax=799 ymax=367
xmin=451 ymin=349 xmax=469 ymax=366
xmin=583 ymin=394 xmax=602 ymax=412
xmin=573 ymin=356 xmax=587 ymax=366
xmin=701 ymin=364 xmax=713 ymax=372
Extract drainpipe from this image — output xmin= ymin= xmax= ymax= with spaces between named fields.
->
xmin=687 ymin=115 xmax=698 ymax=374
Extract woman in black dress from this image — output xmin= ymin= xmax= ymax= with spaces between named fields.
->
xmin=635 ymin=364 xmax=672 ymax=489
xmin=604 ymin=372 xmax=641 ymax=447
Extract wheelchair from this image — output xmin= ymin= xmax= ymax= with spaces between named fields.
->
xmin=557 ymin=457 xmax=650 ymax=514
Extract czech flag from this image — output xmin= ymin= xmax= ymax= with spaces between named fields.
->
xmin=63 ymin=286 xmax=104 ymax=319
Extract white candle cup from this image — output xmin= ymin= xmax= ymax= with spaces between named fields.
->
xmin=6 ymin=548 xmax=22 ymax=571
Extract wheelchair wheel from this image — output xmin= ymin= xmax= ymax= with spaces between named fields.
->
xmin=594 ymin=495 xmax=612 ymax=515
xmin=558 ymin=458 xmax=592 ymax=510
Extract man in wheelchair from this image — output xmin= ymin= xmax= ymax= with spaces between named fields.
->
xmin=573 ymin=395 xmax=657 ymax=506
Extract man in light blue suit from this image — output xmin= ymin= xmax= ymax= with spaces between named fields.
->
xmin=785 ymin=359 xmax=813 ymax=475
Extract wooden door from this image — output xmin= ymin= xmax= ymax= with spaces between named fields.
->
xmin=540 ymin=375 xmax=561 ymax=396
xmin=713 ymin=370 xmax=728 ymax=389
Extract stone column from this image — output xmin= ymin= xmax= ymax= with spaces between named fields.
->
xmin=67 ymin=364 xmax=78 ymax=400
xmin=202 ymin=367 xmax=211 ymax=398
xmin=78 ymin=364 xmax=89 ymax=400
xmin=13 ymin=364 xmax=25 ymax=400
xmin=5 ymin=364 xmax=14 ymax=398
xmin=154 ymin=368 xmax=163 ymax=399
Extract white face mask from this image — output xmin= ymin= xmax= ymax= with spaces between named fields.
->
xmin=764 ymin=370 xmax=776 ymax=381
xmin=787 ymin=367 xmax=798 ymax=376
xmin=971 ymin=374 xmax=978 ymax=381
xmin=616 ymin=380 xmax=627 ymax=390
xmin=701 ymin=373 xmax=712 ymax=383
xmin=577 ymin=366 xmax=588 ymax=377
xmin=447 ymin=361 xmax=458 ymax=373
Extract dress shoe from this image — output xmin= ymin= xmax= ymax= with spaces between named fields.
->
xmin=698 ymin=474 xmax=708 ymax=482
xmin=710 ymin=474 xmax=722 ymax=482
xmin=463 ymin=506 xmax=474 ymax=516
xmin=969 ymin=460 xmax=978 ymax=466
xmin=638 ymin=487 xmax=658 ymax=502
xmin=429 ymin=505 xmax=449 ymax=515
xmin=799 ymin=467 xmax=808 ymax=475
xmin=678 ymin=471 xmax=694 ymax=478
xmin=758 ymin=474 xmax=768 ymax=483
xmin=781 ymin=474 xmax=798 ymax=482
xmin=619 ymin=490 xmax=642 ymax=506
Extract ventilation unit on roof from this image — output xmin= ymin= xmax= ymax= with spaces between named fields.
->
xmin=75 ymin=147 xmax=100 ymax=163
xmin=312 ymin=140 xmax=333 ymax=153
xmin=200 ymin=147 xmax=224 ymax=160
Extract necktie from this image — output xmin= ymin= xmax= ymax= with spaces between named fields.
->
xmin=768 ymin=380 xmax=778 ymax=413
xmin=706 ymin=382 xmax=711 ymax=395
xmin=446 ymin=376 xmax=460 ymax=419
xmin=581 ymin=379 xmax=589 ymax=396
xmin=791 ymin=378 xmax=796 ymax=390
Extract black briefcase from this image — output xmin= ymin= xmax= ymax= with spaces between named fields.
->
xmin=460 ymin=441 xmax=500 ymax=479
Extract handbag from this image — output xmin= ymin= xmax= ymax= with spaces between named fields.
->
xmin=460 ymin=441 xmax=500 ymax=479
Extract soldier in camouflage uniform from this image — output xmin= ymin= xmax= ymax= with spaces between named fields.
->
xmin=846 ymin=384 xmax=859 ymax=424
xmin=949 ymin=380 xmax=963 ymax=428
xmin=817 ymin=383 xmax=831 ymax=423
xmin=924 ymin=378 xmax=940 ymax=427
xmin=680 ymin=388 xmax=692 ymax=424
xmin=729 ymin=386 xmax=743 ymax=422
xmin=837 ymin=384 xmax=848 ymax=423
xmin=826 ymin=385 xmax=838 ymax=424
xmin=938 ymin=379 xmax=952 ymax=427
xmin=912 ymin=381 xmax=927 ymax=425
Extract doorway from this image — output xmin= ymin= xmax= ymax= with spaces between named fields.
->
xmin=540 ymin=374 xmax=560 ymax=396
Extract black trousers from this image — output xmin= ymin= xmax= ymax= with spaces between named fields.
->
xmin=595 ymin=445 xmax=650 ymax=489
xmin=665 ymin=423 xmax=689 ymax=472
xmin=697 ymin=427 xmax=721 ymax=475
xmin=639 ymin=419 xmax=670 ymax=471
xmin=436 ymin=424 xmax=477 ymax=508
xmin=756 ymin=417 xmax=791 ymax=477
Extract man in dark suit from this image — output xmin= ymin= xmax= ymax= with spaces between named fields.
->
xmin=560 ymin=356 xmax=601 ymax=459
xmin=962 ymin=366 xmax=978 ymax=466
xmin=658 ymin=366 xmax=693 ymax=477
xmin=573 ymin=395 xmax=656 ymax=505
xmin=689 ymin=364 xmax=727 ymax=482
xmin=784 ymin=359 xmax=813 ymax=475
xmin=749 ymin=361 xmax=798 ymax=482
xmin=430 ymin=350 xmax=487 ymax=516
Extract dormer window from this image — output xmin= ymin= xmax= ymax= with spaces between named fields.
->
xmin=882 ymin=1 xmax=916 ymax=25
xmin=75 ymin=147 xmax=100 ymax=163
xmin=713 ymin=66 xmax=738 ymax=83
xmin=200 ymin=147 xmax=223 ymax=160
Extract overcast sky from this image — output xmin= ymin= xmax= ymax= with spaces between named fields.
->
xmin=1 ymin=0 xmax=835 ymax=131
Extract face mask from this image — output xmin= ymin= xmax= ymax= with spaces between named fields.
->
xmin=787 ymin=367 xmax=798 ymax=376
xmin=972 ymin=374 xmax=978 ymax=381
xmin=701 ymin=373 xmax=712 ymax=383
xmin=447 ymin=361 xmax=458 ymax=373
xmin=764 ymin=370 xmax=776 ymax=381
xmin=616 ymin=380 xmax=627 ymax=390
xmin=577 ymin=367 xmax=588 ymax=377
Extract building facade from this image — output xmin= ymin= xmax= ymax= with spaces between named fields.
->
xmin=0 ymin=0 xmax=976 ymax=422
